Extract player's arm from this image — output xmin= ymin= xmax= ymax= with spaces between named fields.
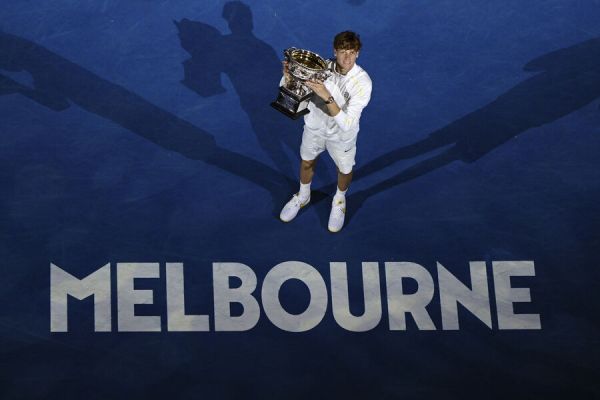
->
xmin=305 ymin=79 xmax=339 ymax=115
xmin=306 ymin=77 xmax=372 ymax=133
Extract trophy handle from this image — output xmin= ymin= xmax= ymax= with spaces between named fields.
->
xmin=283 ymin=47 xmax=296 ymax=62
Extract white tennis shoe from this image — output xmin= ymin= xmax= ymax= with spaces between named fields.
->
xmin=280 ymin=194 xmax=310 ymax=222
xmin=328 ymin=197 xmax=346 ymax=232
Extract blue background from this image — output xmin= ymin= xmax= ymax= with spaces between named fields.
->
xmin=1 ymin=0 xmax=599 ymax=398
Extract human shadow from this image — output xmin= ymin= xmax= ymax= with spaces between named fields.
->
xmin=0 ymin=30 xmax=294 ymax=216
xmin=175 ymin=1 xmax=333 ymax=183
xmin=4 ymin=29 xmax=598 ymax=230
xmin=312 ymin=37 xmax=600 ymax=228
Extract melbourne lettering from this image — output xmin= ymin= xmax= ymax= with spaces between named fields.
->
xmin=50 ymin=261 xmax=541 ymax=332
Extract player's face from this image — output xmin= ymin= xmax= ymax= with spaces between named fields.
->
xmin=334 ymin=48 xmax=359 ymax=74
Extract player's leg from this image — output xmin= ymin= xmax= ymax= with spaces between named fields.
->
xmin=336 ymin=168 xmax=353 ymax=191
xmin=300 ymin=158 xmax=316 ymax=184
xmin=326 ymin=140 xmax=356 ymax=232
xmin=280 ymin=129 xmax=325 ymax=222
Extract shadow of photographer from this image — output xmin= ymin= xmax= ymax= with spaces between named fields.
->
xmin=175 ymin=1 xmax=333 ymax=182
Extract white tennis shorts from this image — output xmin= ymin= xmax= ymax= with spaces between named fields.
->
xmin=300 ymin=127 xmax=357 ymax=174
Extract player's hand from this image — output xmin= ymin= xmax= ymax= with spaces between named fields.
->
xmin=305 ymin=79 xmax=330 ymax=101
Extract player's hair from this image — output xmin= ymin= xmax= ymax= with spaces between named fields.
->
xmin=333 ymin=31 xmax=362 ymax=51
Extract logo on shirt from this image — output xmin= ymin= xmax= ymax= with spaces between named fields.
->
xmin=343 ymin=91 xmax=350 ymax=102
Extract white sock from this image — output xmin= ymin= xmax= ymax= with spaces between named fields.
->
xmin=299 ymin=181 xmax=311 ymax=200
xmin=334 ymin=187 xmax=347 ymax=202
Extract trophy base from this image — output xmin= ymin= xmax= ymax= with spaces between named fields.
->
xmin=271 ymin=87 xmax=313 ymax=120
xmin=270 ymin=101 xmax=310 ymax=120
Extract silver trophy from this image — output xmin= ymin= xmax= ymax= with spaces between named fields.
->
xmin=271 ymin=47 xmax=331 ymax=120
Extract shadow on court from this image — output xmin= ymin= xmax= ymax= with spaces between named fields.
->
xmin=1 ymin=28 xmax=598 ymax=229
xmin=0 ymin=29 xmax=295 ymax=217
xmin=175 ymin=1 xmax=332 ymax=183
xmin=312 ymin=37 xmax=600 ymax=227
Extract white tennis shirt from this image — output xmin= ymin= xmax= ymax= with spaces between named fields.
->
xmin=279 ymin=60 xmax=372 ymax=143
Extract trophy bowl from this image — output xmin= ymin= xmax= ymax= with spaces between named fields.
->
xmin=286 ymin=48 xmax=330 ymax=82
xmin=271 ymin=47 xmax=330 ymax=120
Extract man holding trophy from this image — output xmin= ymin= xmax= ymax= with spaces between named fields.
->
xmin=276 ymin=31 xmax=372 ymax=232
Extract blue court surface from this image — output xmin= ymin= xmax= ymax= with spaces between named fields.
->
xmin=1 ymin=1 xmax=599 ymax=399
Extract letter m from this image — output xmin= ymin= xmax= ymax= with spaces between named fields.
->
xmin=50 ymin=263 xmax=111 ymax=332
